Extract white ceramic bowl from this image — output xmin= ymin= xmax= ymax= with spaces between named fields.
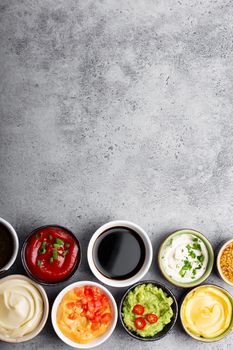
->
xmin=51 ymin=280 xmax=118 ymax=349
xmin=87 ymin=220 xmax=153 ymax=288
xmin=0 ymin=217 xmax=19 ymax=274
xmin=0 ymin=274 xmax=49 ymax=343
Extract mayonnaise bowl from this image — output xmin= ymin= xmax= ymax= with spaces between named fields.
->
xmin=180 ymin=284 xmax=233 ymax=342
xmin=0 ymin=274 xmax=49 ymax=343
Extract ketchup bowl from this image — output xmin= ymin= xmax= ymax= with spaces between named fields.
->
xmin=51 ymin=281 xmax=118 ymax=348
xmin=21 ymin=225 xmax=81 ymax=285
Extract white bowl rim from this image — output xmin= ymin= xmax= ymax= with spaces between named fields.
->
xmin=0 ymin=274 xmax=49 ymax=343
xmin=0 ymin=217 xmax=19 ymax=273
xmin=217 ymin=238 xmax=233 ymax=286
xmin=87 ymin=220 xmax=153 ymax=287
xmin=51 ymin=280 xmax=118 ymax=349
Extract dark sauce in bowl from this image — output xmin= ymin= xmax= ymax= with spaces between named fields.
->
xmin=93 ymin=227 xmax=146 ymax=280
xmin=0 ymin=223 xmax=14 ymax=269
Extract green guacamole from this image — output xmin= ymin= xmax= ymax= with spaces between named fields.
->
xmin=122 ymin=283 xmax=174 ymax=337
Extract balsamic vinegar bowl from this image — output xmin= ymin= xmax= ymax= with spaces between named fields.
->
xmin=87 ymin=220 xmax=153 ymax=288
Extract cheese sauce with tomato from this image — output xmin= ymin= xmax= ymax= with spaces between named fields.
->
xmin=56 ymin=286 xmax=112 ymax=344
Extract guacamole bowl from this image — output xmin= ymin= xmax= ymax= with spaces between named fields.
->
xmin=180 ymin=284 xmax=233 ymax=342
xmin=158 ymin=229 xmax=214 ymax=288
xmin=119 ymin=280 xmax=178 ymax=341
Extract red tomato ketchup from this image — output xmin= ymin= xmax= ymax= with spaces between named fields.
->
xmin=24 ymin=226 xmax=80 ymax=283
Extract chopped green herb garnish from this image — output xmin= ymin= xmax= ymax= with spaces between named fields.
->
xmin=193 ymin=243 xmax=201 ymax=251
xmin=39 ymin=241 xmax=47 ymax=254
xmin=55 ymin=238 xmax=64 ymax=246
xmin=189 ymin=250 xmax=196 ymax=259
xmin=52 ymin=250 xmax=58 ymax=260
xmin=196 ymin=264 xmax=202 ymax=269
xmin=37 ymin=260 xmax=42 ymax=267
xmin=179 ymin=268 xmax=186 ymax=277
xmin=62 ymin=250 xmax=69 ymax=257
xmin=192 ymin=269 xmax=197 ymax=276
xmin=193 ymin=237 xmax=198 ymax=242
xmin=183 ymin=260 xmax=192 ymax=270
xmin=197 ymin=254 xmax=204 ymax=263
xmin=65 ymin=243 xmax=70 ymax=248
xmin=49 ymin=234 xmax=53 ymax=240
xmin=186 ymin=244 xmax=192 ymax=251
xmin=53 ymin=243 xmax=60 ymax=249
xmin=50 ymin=257 xmax=54 ymax=264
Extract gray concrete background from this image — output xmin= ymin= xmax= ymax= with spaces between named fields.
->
xmin=1 ymin=0 xmax=233 ymax=349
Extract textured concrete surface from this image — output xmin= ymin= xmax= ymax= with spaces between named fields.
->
xmin=1 ymin=0 xmax=233 ymax=349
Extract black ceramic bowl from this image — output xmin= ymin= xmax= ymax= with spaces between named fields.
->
xmin=21 ymin=225 xmax=81 ymax=286
xmin=119 ymin=280 xmax=178 ymax=341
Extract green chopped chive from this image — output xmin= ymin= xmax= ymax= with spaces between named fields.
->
xmin=65 ymin=243 xmax=70 ymax=248
xmin=193 ymin=237 xmax=198 ymax=242
xmin=192 ymin=269 xmax=197 ymax=276
xmin=52 ymin=250 xmax=58 ymax=260
xmin=62 ymin=250 xmax=69 ymax=257
xmin=179 ymin=268 xmax=186 ymax=277
xmin=39 ymin=241 xmax=47 ymax=254
xmin=55 ymin=238 xmax=64 ymax=246
xmin=197 ymin=254 xmax=204 ymax=263
xmin=37 ymin=260 xmax=42 ymax=267
xmin=193 ymin=243 xmax=201 ymax=251
xmin=50 ymin=257 xmax=54 ymax=264
xmin=196 ymin=264 xmax=202 ymax=269
xmin=189 ymin=250 xmax=196 ymax=259
xmin=183 ymin=260 xmax=192 ymax=270
xmin=49 ymin=234 xmax=53 ymax=240
xmin=53 ymin=243 xmax=60 ymax=249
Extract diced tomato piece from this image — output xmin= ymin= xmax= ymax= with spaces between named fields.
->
xmin=101 ymin=313 xmax=112 ymax=324
xmin=81 ymin=297 xmax=88 ymax=305
xmin=66 ymin=302 xmax=76 ymax=310
xmin=94 ymin=300 xmax=102 ymax=309
xmin=75 ymin=300 xmax=82 ymax=308
xmin=86 ymin=312 xmax=95 ymax=320
xmin=146 ymin=314 xmax=158 ymax=324
xmin=68 ymin=312 xmax=77 ymax=320
xmin=75 ymin=287 xmax=84 ymax=297
xmin=134 ymin=317 xmax=146 ymax=330
xmin=91 ymin=322 xmax=100 ymax=331
xmin=132 ymin=304 xmax=144 ymax=315
xmin=87 ymin=301 xmax=95 ymax=312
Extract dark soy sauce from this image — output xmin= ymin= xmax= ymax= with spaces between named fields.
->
xmin=93 ymin=227 xmax=146 ymax=280
xmin=0 ymin=223 xmax=14 ymax=269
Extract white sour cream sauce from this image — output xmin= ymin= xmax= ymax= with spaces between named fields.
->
xmin=0 ymin=279 xmax=43 ymax=339
xmin=161 ymin=234 xmax=208 ymax=283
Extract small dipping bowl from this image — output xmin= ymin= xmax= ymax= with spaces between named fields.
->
xmin=180 ymin=284 xmax=233 ymax=342
xmin=87 ymin=220 xmax=153 ymax=288
xmin=51 ymin=280 xmax=118 ymax=348
xmin=21 ymin=225 xmax=81 ymax=285
xmin=158 ymin=229 xmax=214 ymax=288
xmin=217 ymin=238 xmax=233 ymax=286
xmin=119 ymin=280 xmax=178 ymax=341
xmin=0 ymin=274 xmax=49 ymax=343
xmin=0 ymin=217 xmax=19 ymax=275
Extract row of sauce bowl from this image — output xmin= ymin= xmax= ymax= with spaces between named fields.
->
xmin=0 ymin=218 xmax=233 ymax=347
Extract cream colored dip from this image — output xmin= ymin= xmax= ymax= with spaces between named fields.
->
xmin=0 ymin=278 xmax=43 ymax=338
